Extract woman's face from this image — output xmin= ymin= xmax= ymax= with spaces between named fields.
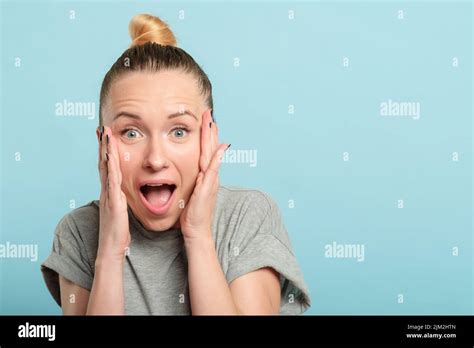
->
xmin=100 ymin=70 xmax=207 ymax=232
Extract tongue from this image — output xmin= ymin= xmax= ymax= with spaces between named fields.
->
xmin=145 ymin=186 xmax=173 ymax=207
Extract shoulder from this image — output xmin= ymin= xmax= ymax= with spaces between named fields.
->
xmin=54 ymin=200 xmax=100 ymax=250
xmin=41 ymin=201 xmax=100 ymax=302
xmin=216 ymin=185 xmax=294 ymax=252
xmin=57 ymin=200 xmax=99 ymax=230
xmin=216 ymin=185 xmax=277 ymax=219
xmin=214 ymin=186 xmax=284 ymax=247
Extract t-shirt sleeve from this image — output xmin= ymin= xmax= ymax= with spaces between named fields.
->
xmin=224 ymin=191 xmax=312 ymax=315
xmin=40 ymin=213 xmax=94 ymax=307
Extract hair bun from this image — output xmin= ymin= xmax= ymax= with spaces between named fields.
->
xmin=129 ymin=13 xmax=177 ymax=47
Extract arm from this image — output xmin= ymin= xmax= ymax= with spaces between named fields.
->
xmin=58 ymin=256 xmax=125 ymax=315
xmin=185 ymin=236 xmax=239 ymax=315
xmin=229 ymin=267 xmax=281 ymax=314
xmin=59 ymin=126 xmax=130 ymax=315
xmin=182 ymin=110 xmax=281 ymax=315
xmin=185 ymin=236 xmax=281 ymax=315
xmin=80 ymin=125 xmax=130 ymax=315
xmin=59 ymin=276 xmax=90 ymax=315
xmin=86 ymin=257 xmax=126 ymax=315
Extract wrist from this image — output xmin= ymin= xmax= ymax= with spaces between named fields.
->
xmin=95 ymin=251 xmax=125 ymax=269
xmin=184 ymin=233 xmax=214 ymax=250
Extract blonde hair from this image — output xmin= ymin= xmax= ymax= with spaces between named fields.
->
xmin=99 ymin=13 xmax=214 ymax=125
xmin=129 ymin=14 xmax=177 ymax=47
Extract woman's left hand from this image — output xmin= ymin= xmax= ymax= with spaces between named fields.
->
xmin=179 ymin=109 xmax=230 ymax=241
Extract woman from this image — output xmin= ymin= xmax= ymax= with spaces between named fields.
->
xmin=41 ymin=13 xmax=311 ymax=315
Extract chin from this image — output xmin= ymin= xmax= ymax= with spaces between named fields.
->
xmin=142 ymin=214 xmax=179 ymax=232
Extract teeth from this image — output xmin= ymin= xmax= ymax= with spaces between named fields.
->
xmin=146 ymin=184 xmax=164 ymax=187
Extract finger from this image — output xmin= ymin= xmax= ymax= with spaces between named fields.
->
xmin=98 ymin=126 xmax=108 ymax=202
xmin=196 ymin=171 xmax=205 ymax=186
xmin=210 ymin=115 xmax=218 ymax=156
xmin=202 ymin=143 xmax=229 ymax=190
xmin=201 ymin=110 xmax=214 ymax=171
xmin=104 ymin=127 xmax=123 ymax=206
xmin=199 ymin=109 xmax=212 ymax=172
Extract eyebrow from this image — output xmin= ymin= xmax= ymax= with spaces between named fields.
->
xmin=113 ymin=110 xmax=198 ymax=122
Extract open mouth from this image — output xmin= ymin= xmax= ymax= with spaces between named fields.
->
xmin=139 ymin=183 xmax=177 ymax=214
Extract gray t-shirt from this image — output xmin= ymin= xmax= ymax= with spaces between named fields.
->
xmin=41 ymin=186 xmax=311 ymax=315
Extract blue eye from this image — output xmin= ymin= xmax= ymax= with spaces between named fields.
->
xmin=172 ymin=126 xmax=188 ymax=138
xmin=122 ymin=128 xmax=141 ymax=139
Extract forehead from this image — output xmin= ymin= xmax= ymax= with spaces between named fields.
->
xmin=106 ymin=70 xmax=203 ymax=118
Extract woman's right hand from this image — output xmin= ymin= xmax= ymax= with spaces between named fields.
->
xmin=97 ymin=126 xmax=131 ymax=262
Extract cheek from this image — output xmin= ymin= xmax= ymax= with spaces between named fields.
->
xmin=117 ymin=146 xmax=141 ymax=185
xmin=116 ymin=137 xmax=202 ymax=187
xmin=168 ymin=143 xmax=201 ymax=179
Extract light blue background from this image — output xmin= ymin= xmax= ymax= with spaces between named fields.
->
xmin=0 ymin=0 xmax=472 ymax=315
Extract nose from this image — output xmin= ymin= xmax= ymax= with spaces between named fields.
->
xmin=142 ymin=137 xmax=169 ymax=171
